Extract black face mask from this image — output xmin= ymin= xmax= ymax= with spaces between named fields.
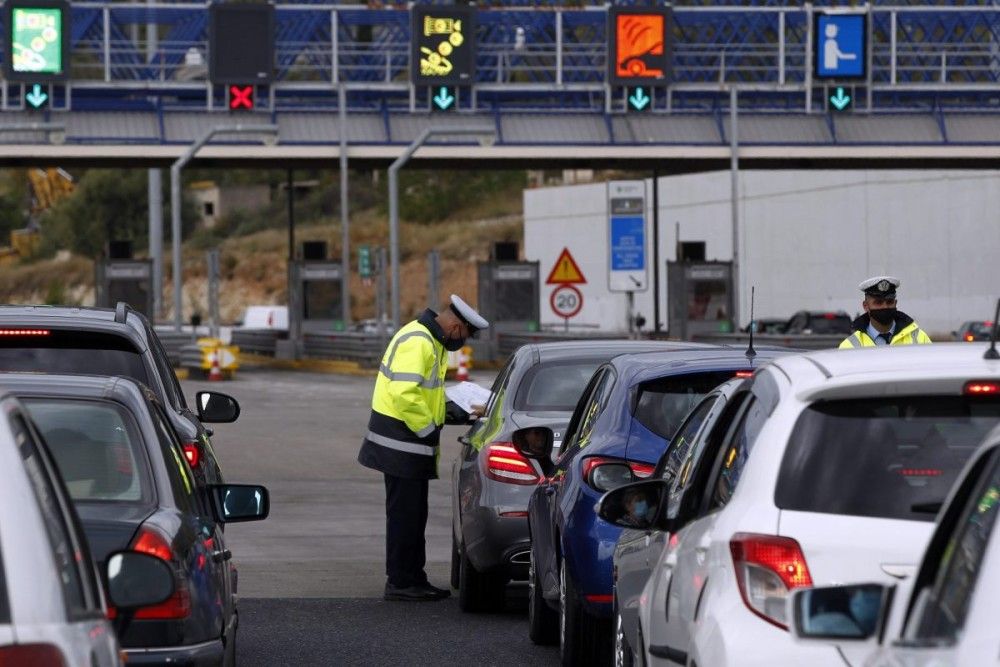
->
xmin=869 ymin=308 xmax=897 ymax=327
xmin=444 ymin=335 xmax=466 ymax=352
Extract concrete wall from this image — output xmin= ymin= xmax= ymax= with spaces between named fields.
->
xmin=524 ymin=170 xmax=1000 ymax=337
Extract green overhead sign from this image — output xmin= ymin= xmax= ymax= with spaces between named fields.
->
xmin=4 ymin=0 xmax=69 ymax=81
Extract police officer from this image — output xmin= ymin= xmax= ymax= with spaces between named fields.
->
xmin=839 ymin=276 xmax=932 ymax=349
xmin=358 ymin=294 xmax=489 ymax=601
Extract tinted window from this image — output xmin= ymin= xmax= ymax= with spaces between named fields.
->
xmin=634 ymin=372 xmax=737 ymax=440
xmin=776 ymin=397 xmax=999 ymax=522
xmin=561 ymin=369 xmax=615 ymax=454
xmin=659 ymin=395 xmax=717 ymax=483
xmin=712 ymin=396 xmax=770 ymax=509
xmin=151 ymin=406 xmax=197 ymax=513
xmin=804 ymin=314 xmax=853 ymax=334
xmin=0 ymin=330 xmax=148 ymax=385
xmin=514 ymin=360 xmax=604 ymax=411
xmin=26 ymin=399 xmax=152 ymax=504
xmin=14 ymin=413 xmax=90 ymax=617
xmin=147 ymin=329 xmax=185 ymax=408
xmin=909 ymin=453 xmax=1000 ymax=643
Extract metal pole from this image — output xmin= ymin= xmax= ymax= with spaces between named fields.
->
xmin=428 ymin=249 xmax=440 ymax=310
xmin=339 ymin=84 xmax=351 ymax=327
xmin=207 ymin=248 xmax=220 ymax=340
xmin=148 ymin=170 xmax=163 ymax=319
xmin=377 ymin=247 xmax=389 ymax=352
xmin=287 ymin=168 xmax=295 ymax=260
xmin=652 ymin=169 xmax=661 ymax=333
xmin=729 ymin=87 xmax=741 ymax=329
xmin=805 ymin=2 xmax=813 ymax=113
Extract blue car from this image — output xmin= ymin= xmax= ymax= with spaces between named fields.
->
xmin=521 ymin=347 xmax=789 ymax=665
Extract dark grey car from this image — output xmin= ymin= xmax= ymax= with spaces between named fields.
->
xmin=450 ymin=339 xmax=704 ymax=612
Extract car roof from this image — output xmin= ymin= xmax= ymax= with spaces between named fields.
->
xmin=0 ymin=372 xmax=157 ymax=409
xmin=769 ymin=343 xmax=1000 ymax=400
xmin=0 ymin=305 xmax=149 ymax=348
xmin=608 ymin=347 xmax=793 ymax=385
xmin=523 ymin=339 xmax=714 ymax=362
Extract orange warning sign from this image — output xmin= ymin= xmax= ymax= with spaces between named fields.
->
xmin=615 ymin=13 xmax=665 ymax=79
xmin=546 ymin=248 xmax=586 ymax=285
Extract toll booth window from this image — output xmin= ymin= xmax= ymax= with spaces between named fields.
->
xmin=0 ymin=330 xmax=149 ymax=385
xmin=687 ymin=280 xmax=729 ymax=321
xmin=303 ymin=281 xmax=341 ymax=320
xmin=495 ymin=280 xmax=535 ymax=321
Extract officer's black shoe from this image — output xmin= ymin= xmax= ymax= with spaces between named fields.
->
xmin=383 ymin=583 xmax=449 ymax=602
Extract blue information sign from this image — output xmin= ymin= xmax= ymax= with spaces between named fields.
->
xmin=610 ymin=215 xmax=645 ymax=271
xmin=814 ymin=13 xmax=866 ymax=79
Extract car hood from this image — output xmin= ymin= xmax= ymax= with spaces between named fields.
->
xmin=76 ymin=503 xmax=155 ymax=565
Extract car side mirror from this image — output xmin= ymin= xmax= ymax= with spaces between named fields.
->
xmin=597 ymin=479 xmax=670 ymax=531
xmin=512 ymin=426 xmax=554 ymax=461
xmin=105 ymin=551 xmax=175 ymax=610
xmin=210 ymin=484 xmax=270 ymax=523
xmin=790 ymin=584 xmax=890 ymax=643
xmin=196 ymin=391 xmax=240 ymax=423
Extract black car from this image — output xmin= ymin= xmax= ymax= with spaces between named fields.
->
xmin=783 ymin=310 xmax=853 ymax=335
xmin=451 ymin=339 xmax=697 ymax=612
xmin=4 ymin=372 xmax=268 ymax=666
xmin=0 ymin=303 xmax=239 ymax=492
xmin=953 ymin=320 xmax=995 ymax=342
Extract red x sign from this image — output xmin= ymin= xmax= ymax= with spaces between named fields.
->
xmin=228 ymin=85 xmax=254 ymax=110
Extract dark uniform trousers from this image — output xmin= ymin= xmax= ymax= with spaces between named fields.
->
xmin=384 ymin=474 xmax=430 ymax=588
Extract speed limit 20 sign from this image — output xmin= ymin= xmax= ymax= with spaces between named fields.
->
xmin=550 ymin=284 xmax=583 ymax=319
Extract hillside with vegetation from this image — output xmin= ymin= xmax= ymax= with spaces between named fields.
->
xmin=0 ymin=167 xmax=527 ymax=324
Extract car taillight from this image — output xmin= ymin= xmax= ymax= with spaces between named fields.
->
xmin=0 ymin=329 xmax=50 ymax=336
xmin=182 ymin=441 xmax=200 ymax=468
xmin=734 ymin=371 xmax=754 ymax=378
xmin=965 ymin=381 xmax=1000 ymax=395
xmin=0 ymin=643 xmax=67 ymax=666
xmin=112 ymin=525 xmax=190 ymax=620
xmin=729 ymin=533 xmax=812 ymax=630
xmin=484 ymin=443 xmax=539 ymax=485
xmin=583 ymin=457 xmax=654 ymax=492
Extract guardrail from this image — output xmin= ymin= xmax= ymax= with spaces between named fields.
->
xmin=155 ymin=329 xmax=195 ymax=366
xmin=231 ymin=329 xmax=285 ymax=357
xmin=303 ymin=331 xmax=386 ymax=367
xmin=691 ymin=332 xmax=845 ymax=350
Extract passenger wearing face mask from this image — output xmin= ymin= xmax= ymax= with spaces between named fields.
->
xmin=359 ymin=294 xmax=489 ymax=602
xmin=839 ymin=276 xmax=932 ymax=349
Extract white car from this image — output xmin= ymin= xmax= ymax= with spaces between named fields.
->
xmin=0 ymin=393 xmax=174 ymax=666
xmin=600 ymin=343 xmax=1000 ymax=666
xmin=790 ymin=417 xmax=1000 ymax=667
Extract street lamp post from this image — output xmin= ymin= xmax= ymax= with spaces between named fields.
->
xmin=387 ymin=126 xmax=495 ymax=329
xmin=170 ymin=124 xmax=277 ymax=330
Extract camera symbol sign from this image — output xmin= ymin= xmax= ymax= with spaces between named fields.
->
xmin=550 ymin=284 xmax=583 ymax=319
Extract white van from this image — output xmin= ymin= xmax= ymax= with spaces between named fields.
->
xmin=235 ymin=305 xmax=288 ymax=331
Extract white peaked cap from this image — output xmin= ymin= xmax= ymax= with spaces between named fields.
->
xmin=449 ymin=294 xmax=489 ymax=330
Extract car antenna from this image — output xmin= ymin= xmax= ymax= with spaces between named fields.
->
xmin=745 ymin=286 xmax=757 ymax=361
xmin=986 ymin=298 xmax=1000 ymax=360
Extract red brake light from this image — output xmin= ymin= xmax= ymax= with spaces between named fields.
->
xmin=965 ymin=334 xmax=975 ymax=342
xmin=899 ymin=468 xmax=943 ymax=477
xmin=484 ymin=443 xmax=539 ymax=485
xmin=182 ymin=441 xmax=200 ymax=468
xmin=114 ymin=526 xmax=189 ymax=620
xmin=734 ymin=371 xmax=754 ymax=378
xmin=965 ymin=381 xmax=1000 ymax=395
xmin=0 ymin=643 xmax=67 ymax=666
xmin=0 ymin=329 xmax=50 ymax=336
xmin=823 ymin=313 xmax=837 ymax=319
xmin=629 ymin=462 xmax=655 ymax=479
xmin=730 ymin=533 xmax=812 ymax=630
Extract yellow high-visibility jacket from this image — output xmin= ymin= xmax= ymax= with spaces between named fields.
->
xmin=839 ymin=312 xmax=932 ymax=349
xmin=358 ymin=310 xmax=448 ymax=479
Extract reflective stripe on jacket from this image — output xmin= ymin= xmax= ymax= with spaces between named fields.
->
xmin=358 ymin=315 xmax=447 ymax=479
xmin=839 ymin=320 xmax=932 ymax=349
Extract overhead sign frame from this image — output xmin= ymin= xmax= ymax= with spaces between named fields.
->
xmin=607 ymin=180 xmax=649 ymax=293
xmin=608 ymin=7 xmax=673 ymax=87
xmin=411 ymin=6 xmax=476 ymax=86
xmin=3 ymin=0 xmax=70 ymax=82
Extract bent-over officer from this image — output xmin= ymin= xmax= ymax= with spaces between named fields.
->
xmin=839 ymin=276 xmax=932 ymax=349
xmin=358 ymin=294 xmax=489 ymax=601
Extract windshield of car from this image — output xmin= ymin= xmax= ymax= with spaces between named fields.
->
xmin=968 ymin=322 xmax=993 ymax=337
xmin=24 ymin=398 xmax=152 ymax=504
xmin=806 ymin=314 xmax=853 ymax=334
xmin=513 ymin=360 xmax=604 ymax=411
xmin=775 ymin=396 xmax=1000 ymax=522
xmin=633 ymin=371 xmax=739 ymax=440
xmin=0 ymin=330 xmax=149 ymax=385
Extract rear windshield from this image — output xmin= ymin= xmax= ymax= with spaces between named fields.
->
xmin=776 ymin=396 xmax=1000 ymax=522
xmin=514 ymin=360 xmax=604 ymax=411
xmin=0 ymin=330 xmax=148 ymax=385
xmin=634 ymin=371 xmax=738 ymax=440
xmin=24 ymin=399 xmax=152 ymax=504
xmin=969 ymin=322 xmax=993 ymax=337
xmin=806 ymin=314 xmax=853 ymax=334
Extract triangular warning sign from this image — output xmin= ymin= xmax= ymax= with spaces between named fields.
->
xmin=546 ymin=248 xmax=586 ymax=285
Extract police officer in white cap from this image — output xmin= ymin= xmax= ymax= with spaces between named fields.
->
xmin=359 ymin=294 xmax=489 ymax=601
xmin=839 ymin=276 xmax=932 ymax=348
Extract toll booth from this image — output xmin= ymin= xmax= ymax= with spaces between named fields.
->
xmin=476 ymin=260 xmax=540 ymax=359
xmin=95 ymin=258 xmax=154 ymax=319
xmin=666 ymin=261 xmax=734 ymax=340
xmin=289 ymin=260 xmax=345 ymax=335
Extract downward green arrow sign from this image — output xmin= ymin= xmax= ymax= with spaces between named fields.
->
xmin=432 ymin=86 xmax=455 ymax=111
xmin=628 ymin=87 xmax=651 ymax=111
xmin=25 ymin=83 xmax=48 ymax=109
xmin=829 ymin=87 xmax=852 ymax=111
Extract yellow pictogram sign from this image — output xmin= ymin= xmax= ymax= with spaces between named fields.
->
xmin=411 ymin=7 xmax=475 ymax=86
xmin=546 ymin=248 xmax=587 ymax=285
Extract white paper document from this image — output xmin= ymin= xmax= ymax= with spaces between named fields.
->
xmin=445 ymin=381 xmax=492 ymax=415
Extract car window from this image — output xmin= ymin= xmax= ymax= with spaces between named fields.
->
xmin=147 ymin=330 xmax=186 ymax=409
xmin=906 ymin=451 xmax=1000 ymax=644
xmin=570 ymin=369 xmax=616 ymax=451
xmin=658 ymin=395 xmax=718 ymax=483
xmin=805 ymin=313 xmax=853 ymax=334
xmin=483 ymin=355 xmax=516 ymax=417
xmin=0 ymin=330 xmax=149 ymax=385
xmin=775 ymin=396 xmax=999 ymax=522
xmin=710 ymin=395 xmax=770 ymax=509
xmin=151 ymin=405 xmax=197 ymax=514
xmin=634 ymin=371 xmax=738 ymax=440
xmin=513 ymin=360 xmax=605 ymax=412
xmin=560 ymin=368 xmax=613 ymax=457
xmin=13 ymin=412 xmax=95 ymax=618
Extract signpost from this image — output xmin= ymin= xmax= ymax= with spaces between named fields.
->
xmin=607 ymin=181 xmax=648 ymax=293
xmin=411 ymin=5 xmax=475 ymax=110
xmin=4 ymin=0 xmax=69 ymax=82
xmin=545 ymin=248 xmax=586 ymax=331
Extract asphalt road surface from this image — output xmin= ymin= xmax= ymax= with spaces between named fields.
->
xmin=182 ymin=366 xmax=558 ymax=666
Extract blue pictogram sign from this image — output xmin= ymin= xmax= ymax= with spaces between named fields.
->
xmin=814 ymin=13 xmax=866 ymax=79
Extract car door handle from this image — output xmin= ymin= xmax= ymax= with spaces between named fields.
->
xmin=212 ymin=549 xmax=232 ymax=563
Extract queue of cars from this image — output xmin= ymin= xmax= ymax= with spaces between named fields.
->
xmin=0 ymin=303 xmax=268 ymax=667
xmin=453 ymin=329 xmax=1000 ymax=666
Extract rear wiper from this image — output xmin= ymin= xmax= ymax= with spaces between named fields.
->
xmin=911 ymin=501 xmax=943 ymax=515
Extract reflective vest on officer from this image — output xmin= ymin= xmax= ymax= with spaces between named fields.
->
xmin=839 ymin=311 xmax=932 ymax=349
xmin=358 ymin=310 xmax=447 ymax=480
